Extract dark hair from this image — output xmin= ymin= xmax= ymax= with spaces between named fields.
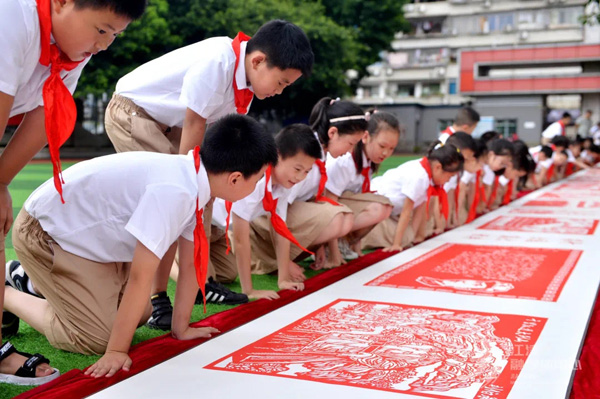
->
xmin=480 ymin=131 xmax=501 ymax=144
xmin=540 ymin=145 xmax=554 ymax=159
xmin=426 ymin=142 xmax=464 ymax=173
xmin=353 ymin=111 xmax=400 ymax=174
xmin=446 ymin=131 xmax=477 ymax=154
xmin=247 ymin=20 xmax=314 ymax=77
xmin=309 ymin=97 xmax=367 ymax=147
xmin=275 ymin=124 xmax=322 ymax=160
xmin=475 ymin=138 xmax=489 ymax=159
xmin=562 ymin=112 xmax=572 ymax=119
xmin=590 ymin=144 xmax=600 ymax=154
xmin=511 ymin=141 xmax=536 ymax=173
xmin=487 ymin=138 xmax=514 ymax=157
xmin=201 ymin=114 xmax=278 ymax=178
xmin=74 ymin=0 xmax=147 ymax=20
xmin=454 ymin=106 xmax=480 ymax=126
xmin=550 ymin=135 xmax=570 ymax=148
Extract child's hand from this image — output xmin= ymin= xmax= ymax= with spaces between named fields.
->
xmin=279 ymin=280 xmax=304 ymax=291
xmin=85 ymin=350 xmax=132 ymax=378
xmin=382 ymin=244 xmax=403 ymax=253
xmin=247 ymin=289 xmax=280 ymax=300
xmin=289 ymin=261 xmax=306 ymax=282
xmin=173 ymin=326 xmax=220 ymax=341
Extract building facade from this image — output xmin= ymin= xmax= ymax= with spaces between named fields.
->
xmin=354 ymin=0 xmax=600 ymax=149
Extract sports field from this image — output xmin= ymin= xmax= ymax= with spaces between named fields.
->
xmin=1 ymin=154 xmax=419 ymax=398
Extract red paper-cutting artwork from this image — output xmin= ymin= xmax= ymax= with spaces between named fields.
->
xmin=367 ymin=244 xmax=581 ymax=301
xmin=207 ymin=299 xmax=546 ymax=399
xmin=539 ymin=191 xmax=597 ymax=200
xmin=478 ymin=216 xmax=598 ymax=235
xmin=509 ymin=208 xmax=592 ymax=216
xmin=523 ymin=200 xmax=569 ymax=207
xmin=577 ymin=200 xmax=600 ymax=208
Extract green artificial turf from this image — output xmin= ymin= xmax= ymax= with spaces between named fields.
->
xmin=1 ymin=154 xmax=419 ymax=398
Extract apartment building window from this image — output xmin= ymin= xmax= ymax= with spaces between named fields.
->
xmin=387 ymin=84 xmax=414 ymax=98
xmin=422 ymin=83 xmax=441 ymax=97
xmin=438 ymin=119 xmax=454 ymax=133
xmin=495 ymin=119 xmax=517 ymax=137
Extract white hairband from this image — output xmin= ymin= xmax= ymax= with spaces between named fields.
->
xmin=329 ymin=97 xmax=341 ymax=105
xmin=330 ymin=115 xmax=368 ymax=123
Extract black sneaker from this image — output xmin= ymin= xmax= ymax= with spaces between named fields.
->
xmin=146 ymin=291 xmax=173 ymax=331
xmin=5 ymin=260 xmax=41 ymax=297
xmin=196 ymin=277 xmax=248 ymax=305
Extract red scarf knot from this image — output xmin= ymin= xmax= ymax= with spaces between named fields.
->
xmin=419 ymin=157 xmax=449 ymax=221
xmin=314 ymin=159 xmax=340 ymax=206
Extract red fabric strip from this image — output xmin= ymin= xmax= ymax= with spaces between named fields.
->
xmin=193 ymin=147 xmax=209 ymax=311
xmin=231 ymin=32 xmax=253 ymax=114
xmin=314 ymin=159 xmax=340 ymax=206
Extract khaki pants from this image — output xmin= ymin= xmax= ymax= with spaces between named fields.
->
xmin=362 ymin=215 xmax=415 ymax=250
xmin=209 ymin=226 xmax=238 ymax=284
xmin=12 ymin=209 xmax=149 ymax=355
xmin=105 ymin=94 xmax=182 ymax=154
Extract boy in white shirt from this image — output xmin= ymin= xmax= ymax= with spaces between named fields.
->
xmin=3 ymin=114 xmax=277 ymax=379
xmin=105 ymin=19 xmax=313 ymax=155
xmin=210 ymin=125 xmax=321 ymax=300
xmin=0 ymin=0 xmax=146 ymax=385
xmin=541 ymin=112 xmax=572 ymax=145
xmin=438 ymin=106 xmax=480 ymax=144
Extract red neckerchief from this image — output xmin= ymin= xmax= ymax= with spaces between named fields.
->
xmin=314 ymin=159 xmax=340 ymax=206
xmin=361 ymin=167 xmax=372 ymax=193
xmin=223 ymin=200 xmax=233 ymax=254
xmin=502 ymin=179 xmax=514 ymax=206
xmin=487 ymin=176 xmax=500 ymax=208
xmin=419 ymin=157 xmax=449 ymax=220
xmin=37 ymin=0 xmax=84 ymax=203
xmin=467 ymin=170 xmax=484 ymax=223
xmin=565 ymin=162 xmax=575 ymax=176
xmin=454 ymin=179 xmax=460 ymax=218
xmin=262 ymin=165 xmax=313 ymax=254
xmin=558 ymin=120 xmax=566 ymax=136
xmin=441 ymin=126 xmax=455 ymax=136
xmin=231 ymin=32 xmax=254 ymax=114
xmin=193 ymin=147 xmax=209 ymax=312
xmin=546 ymin=164 xmax=555 ymax=181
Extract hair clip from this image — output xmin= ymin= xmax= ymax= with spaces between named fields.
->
xmin=434 ymin=142 xmax=444 ymax=150
xmin=364 ymin=112 xmax=371 ymax=122
xmin=457 ymin=147 xmax=461 ymax=153
xmin=329 ymin=97 xmax=341 ymax=105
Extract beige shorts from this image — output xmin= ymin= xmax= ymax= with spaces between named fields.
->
xmin=362 ymin=215 xmax=415 ymax=249
xmin=208 ymin=226 xmax=238 ymax=284
xmin=104 ymin=94 xmax=182 ymax=154
xmin=12 ymin=209 xmax=148 ymax=355
xmin=248 ymin=201 xmax=353 ymax=275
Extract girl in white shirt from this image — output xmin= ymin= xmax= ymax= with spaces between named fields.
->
xmin=363 ymin=142 xmax=464 ymax=252
xmin=489 ymin=140 xmax=535 ymax=210
xmin=324 ymin=111 xmax=400 ymax=255
xmin=475 ymin=133 xmax=515 ymax=215
xmin=286 ymin=98 xmax=368 ymax=269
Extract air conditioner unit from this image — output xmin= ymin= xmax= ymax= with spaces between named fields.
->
xmin=483 ymin=0 xmax=492 ymax=9
xmin=504 ymin=24 xmax=514 ymax=32
xmin=418 ymin=4 xmax=426 ymax=14
xmin=386 ymin=68 xmax=394 ymax=76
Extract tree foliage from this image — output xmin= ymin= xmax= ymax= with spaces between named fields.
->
xmin=76 ymin=0 xmax=406 ymax=120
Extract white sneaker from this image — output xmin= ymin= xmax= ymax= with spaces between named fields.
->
xmin=338 ymin=239 xmax=359 ymax=260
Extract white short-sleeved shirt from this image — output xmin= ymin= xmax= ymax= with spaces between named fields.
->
xmin=212 ymin=175 xmax=290 ymax=230
xmin=529 ymin=145 xmax=542 ymax=162
xmin=499 ymin=175 xmax=511 ymax=187
xmin=371 ymin=159 xmax=431 ymax=217
xmin=1 ymin=0 xmax=90 ymax=117
xmin=444 ymin=175 xmax=458 ymax=192
xmin=460 ymin=170 xmax=476 ymax=185
xmin=325 ymin=152 xmax=372 ymax=196
xmin=288 ymin=133 xmax=325 ymax=203
xmin=116 ymin=37 xmax=252 ymax=127
xmin=565 ymin=148 xmax=577 ymax=163
xmin=535 ymin=158 xmax=553 ymax=173
xmin=482 ymin=164 xmax=496 ymax=186
xmin=438 ymin=126 xmax=456 ymax=145
xmin=541 ymin=121 xmax=564 ymax=139
xmin=24 ymin=151 xmax=210 ymax=263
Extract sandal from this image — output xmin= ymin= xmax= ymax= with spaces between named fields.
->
xmin=0 ymin=342 xmax=60 ymax=386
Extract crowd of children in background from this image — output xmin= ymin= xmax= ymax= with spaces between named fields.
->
xmin=1 ymin=0 xmax=598 ymax=388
